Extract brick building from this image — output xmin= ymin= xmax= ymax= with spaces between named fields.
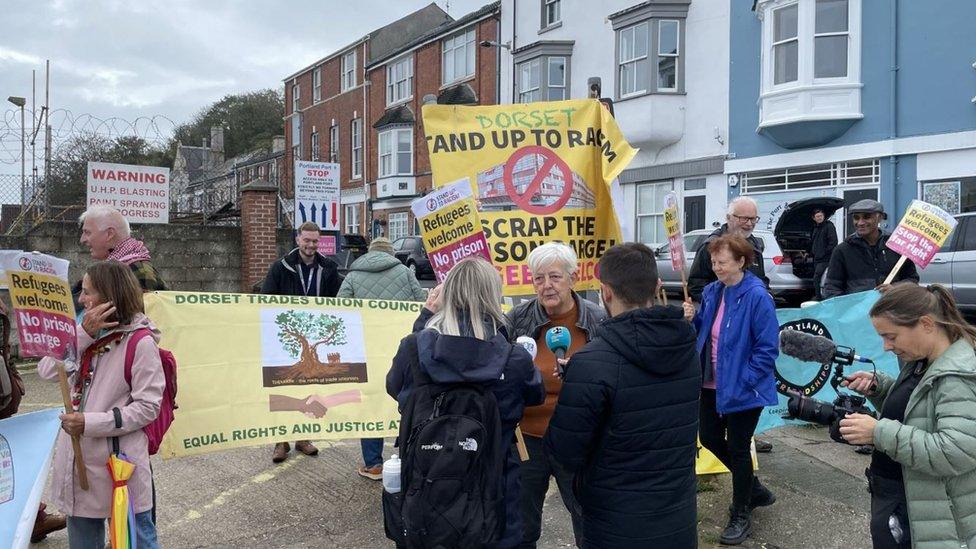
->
xmin=366 ymin=2 xmax=500 ymax=240
xmin=282 ymin=1 xmax=500 ymax=240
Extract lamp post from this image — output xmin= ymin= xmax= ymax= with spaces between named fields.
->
xmin=7 ymin=96 xmax=26 ymax=206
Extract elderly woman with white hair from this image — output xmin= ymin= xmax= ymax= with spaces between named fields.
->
xmin=507 ymin=241 xmax=605 ymax=549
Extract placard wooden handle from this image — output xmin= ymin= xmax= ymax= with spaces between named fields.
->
xmin=56 ymin=361 xmax=89 ymax=491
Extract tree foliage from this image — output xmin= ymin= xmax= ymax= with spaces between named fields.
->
xmin=275 ymin=311 xmax=348 ymax=359
xmin=47 ymin=133 xmax=171 ymax=206
xmin=172 ymin=89 xmax=284 ymax=158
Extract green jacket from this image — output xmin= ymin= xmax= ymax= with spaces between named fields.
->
xmin=869 ymin=338 xmax=976 ymax=549
xmin=335 ymin=252 xmax=425 ymax=302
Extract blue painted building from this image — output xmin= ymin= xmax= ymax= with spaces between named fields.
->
xmin=726 ymin=0 xmax=976 ymax=236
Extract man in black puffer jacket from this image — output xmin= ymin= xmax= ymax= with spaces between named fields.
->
xmin=544 ymin=243 xmax=701 ymax=548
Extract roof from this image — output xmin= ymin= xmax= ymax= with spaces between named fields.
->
xmin=368 ymin=1 xmax=500 ymax=68
xmin=372 ymin=104 xmax=415 ymax=129
xmin=368 ymin=3 xmax=454 ymax=64
xmin=235 ymin=149 xmax=284 ymax=169
xmin=176 ymin=145 xmax=209 ymax=181
xmin=437 ymin=83 xmax=478 ymax=105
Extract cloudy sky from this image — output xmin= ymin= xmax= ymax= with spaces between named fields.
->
xmin=0 ymin=0 xmax=489 ymax=173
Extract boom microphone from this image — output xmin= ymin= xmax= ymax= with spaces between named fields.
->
xmin=779 ymin=329 xmax=872 ymax=366
xmin=515 ymin=336 xmax=538 ymax=360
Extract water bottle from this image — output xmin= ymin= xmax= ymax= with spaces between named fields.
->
xmin=383 ymin=454 xmax=401 ymax=494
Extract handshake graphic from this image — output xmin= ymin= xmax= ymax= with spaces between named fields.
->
xmin=268 ymin=389 xmax=363 ymax=418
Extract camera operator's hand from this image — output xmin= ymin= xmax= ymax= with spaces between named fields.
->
xmin=841 ymin=371 xmax=877 ymax=396
xmin=838 ymin=413 xmax=877 ymax=446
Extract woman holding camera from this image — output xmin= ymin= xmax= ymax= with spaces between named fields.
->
xmin=840 ymin=283 xmax=976 ymax=548
xmin=682 ymin=235 xmax=779 ymax=545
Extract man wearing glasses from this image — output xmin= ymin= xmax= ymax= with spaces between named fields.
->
xmin=688 ymin=196 xmax=769 ymax=301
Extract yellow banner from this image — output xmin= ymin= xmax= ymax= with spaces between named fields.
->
xmin=422 ymin=99 xmax=637 ymax=295
xmin=145 ymin=292 xmax=410 ymax=458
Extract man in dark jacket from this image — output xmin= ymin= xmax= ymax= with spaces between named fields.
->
xmin=689 ymin=196 xmax=768 ymax=300
xmin=260 ymin=221 xmax=341 ymax=462
xmin=809 ymin=208 xmax=838 ymax=300
xmin=544 ymin=243 xmax=700 ymax=548
xmin=822 ymin=199 xmax=918 ymax=299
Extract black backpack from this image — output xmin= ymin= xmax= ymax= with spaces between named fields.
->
xmin=387 ymin=333 xmax=507 ymax=549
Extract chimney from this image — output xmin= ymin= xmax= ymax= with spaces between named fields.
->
xmin=210 ymin=126 xmax=225 ymax=164
xmin=272 ymin=135 xmax=286 ymax=153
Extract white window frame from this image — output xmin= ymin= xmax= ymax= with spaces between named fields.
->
xmin=635 ymin=181 xmax=674 ymax=246
xmin=378 ymin=128 xmax=413 ymax=178
xmin=618 ymin=22 xmax=649 ymax=98
xmin=329 ymin=125 xmax=339 ymax=163
xmin=543 ymin=0 xmax=560 ymax=28
xmin=342 ymin=50 xmax=357 ymax=92
xmin=771 ymin=3 xmax=799 ymax=86
xmin=656 ymin=19 xmax=679 ymax=92
xmin=547 ymin=57 xmax=566 ymax=100
xmin=386 ymin=55 xmax=414 ymax=106
xmin=757 ymin=0 xmax=862 ymax=127
xmin=442 ymin=28 xmax=476 ymax=85
xmin=344 ymin=204 xmax=361 ymax=234
xmin=312 ymin=68 xmax=322 ymax=102
xmin=517 ymin=59 xmax=542 ymax=103
xmin=291 ymin=84 xmax=300 ymax=113
xmin=310 ymin=131 xmax=320 ymax=161
xmin=388 ymin=212 xmax=409 ymax=240
xmin=351 ymin=118 xmax=363 ymax=179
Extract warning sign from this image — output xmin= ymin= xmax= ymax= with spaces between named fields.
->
xmin=86 ymin=161 xmax=170 ymax=224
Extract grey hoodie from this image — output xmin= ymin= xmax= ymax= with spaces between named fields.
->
xmin=335 ymin=251 xmax=426 ymax=301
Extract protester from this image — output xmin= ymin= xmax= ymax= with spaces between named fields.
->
xmin=688 ymin=197 xmax=774 ymax=454
xmin=336 ymin=236 xmax=424 ymax=480
xmin=810 ymin=208 xmax=838 ymax=300
xmin=261 ymin=221 xmax=341 ymax=463
xmin=682 ymin=235 xmax=779 ymax=545
xmin=504 ymin=242 xmax=605 ymax=548
xmin=544 ymin=243 xmax=700 ymax=548
xmin=386 ymin=257 xmax=545 ymax=548
xmin=77 ymin=205 xmax=167 ymax=295
xmin=822 ymin=199 xmax=918 ymax=299
xmin=839 ymin=283 xmax=976 ymax=549
xmin=38 ymin=261 xmax=163 ymax=548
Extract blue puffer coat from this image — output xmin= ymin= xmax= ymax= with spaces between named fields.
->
xmin=692 ymin=270 xmax=779 ymax=414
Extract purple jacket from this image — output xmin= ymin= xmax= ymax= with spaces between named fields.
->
xmin=39 ymin=313 xmax=164 ymax=518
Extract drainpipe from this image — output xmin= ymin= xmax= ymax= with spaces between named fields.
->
xmin=362 ymin=39 xmax=370 ymax=236
xmin=886 ymin=0 xmax=899 ymax=216
xmin=511 ymin=0 xmax=517 ymax=102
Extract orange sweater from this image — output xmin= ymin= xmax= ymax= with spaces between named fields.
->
xmin=520 ymin=305 xmax=588 ymax=438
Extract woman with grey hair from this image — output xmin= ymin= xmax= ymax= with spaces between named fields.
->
xmin=386 ymin=257 xmax=544 ymax=548
xmin=507 ymin=241 xmax=605 ymax=549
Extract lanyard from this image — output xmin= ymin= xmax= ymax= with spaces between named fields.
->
xmin=301 ymin=264 xmax=318 ymax=296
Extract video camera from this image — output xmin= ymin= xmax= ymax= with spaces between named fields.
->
xmin=779 ymin=330 xmax=876 ymax=445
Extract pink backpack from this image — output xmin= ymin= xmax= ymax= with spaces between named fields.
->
xmin=124 ymin=328 xmax=178 ymax=455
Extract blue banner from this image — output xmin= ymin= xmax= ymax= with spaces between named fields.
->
xmin=0 ymin=408 xmax=61 ymax=549
xmin=757 ymin=291 xmax=901 ymax=434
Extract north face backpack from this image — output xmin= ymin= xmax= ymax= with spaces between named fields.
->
xmin=391 ymin=335 xmax=507 ymax=548
xmin=123 ymin=328 xmax=178 ymax=455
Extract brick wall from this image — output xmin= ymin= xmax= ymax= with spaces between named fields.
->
xmin=240 ymin=182 xmax=280 ymax=291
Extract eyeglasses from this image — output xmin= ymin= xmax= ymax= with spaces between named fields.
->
xmin=730 ymin=214 xmax=760 ymax=224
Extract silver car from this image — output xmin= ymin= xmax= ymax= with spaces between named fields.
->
xmin=654 ymin=229 xmax=812 ymax=304
xmin=919 ymin=212 xmax=976 ymax=313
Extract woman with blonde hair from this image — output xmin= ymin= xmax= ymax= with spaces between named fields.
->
xmin=839 ymin=283 xmax=976 ymax=548
xmin=386 ymin=257 xmax=544 ymax=548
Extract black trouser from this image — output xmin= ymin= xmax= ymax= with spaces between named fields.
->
xmin=699 ymin=389 xmax=762 ymax=511
xmin=518 ymin=434 xmax=583 ymax=549
xmin=866 ymin=469 xmax=911 ymax=549
xmin=814 ymin=261 xmax=829 ymax=300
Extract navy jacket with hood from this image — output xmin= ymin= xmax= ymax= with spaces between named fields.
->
xmin=543 ymin=306 xmax=701 ymax=549
xmin=692 ymin=270 xmax=779 ymax=414
xmin=387 ymin=327 xmax=545 ymax=549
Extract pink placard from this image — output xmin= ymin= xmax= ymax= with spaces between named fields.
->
xmin=317 ymin=235 xmax=337 ymax=256
xmin=427 ymin=232 xmax=492 ymax=282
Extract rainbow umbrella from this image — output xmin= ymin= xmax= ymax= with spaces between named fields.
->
xmin=107 ymin=453 xmax=138 ymax=549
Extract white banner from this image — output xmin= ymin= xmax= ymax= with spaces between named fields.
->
xmin=294 ymin=161 xmax=340 ymax=231
xmin=86 ymin=161 xmax=170 ymax=224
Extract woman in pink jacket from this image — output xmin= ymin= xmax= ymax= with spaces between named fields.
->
xmin=39 ymin=261 xmax=164 ymax=549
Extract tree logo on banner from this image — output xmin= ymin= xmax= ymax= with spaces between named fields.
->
xmin=776 ymin=319 xmax=835 ymax=397
xmin=502 ymin=146 xmax=575 ymax=215
xmin=260 ymin=310 xmax=367 ymax=387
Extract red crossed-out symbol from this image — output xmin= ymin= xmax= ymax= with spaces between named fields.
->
xmin=502 ymin=146 xmax=574 ymax=215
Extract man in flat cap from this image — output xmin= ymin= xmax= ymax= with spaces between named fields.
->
xmin=822 ymin=199 xmax=918 ymax=299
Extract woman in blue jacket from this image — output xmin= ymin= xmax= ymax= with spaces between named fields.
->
xmin=682 ymin=234 xmax=780 ymax=545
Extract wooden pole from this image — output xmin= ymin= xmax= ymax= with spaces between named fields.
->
xmin=515 ymin=427 xmax=529 ymax=461
xmin=56 ymin=361 xmax=89 ymax=491
xmin=881 ymin=255 xmax=908 ymax=286
xmin=679 ymin=269 xmax=690 ymax=302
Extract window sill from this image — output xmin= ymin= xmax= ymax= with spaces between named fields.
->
xmin=538 ymin=21 xmax=562 ymax=35
xmin=759 ymin=81 xmax=863 ymax=132
xmin=439 ymin=75 xmax=476 ymax=91
xmin=385 ymin=96 xmax=414 ymax=109
xmin=616 ymin=90 xmax=686 ymax=103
